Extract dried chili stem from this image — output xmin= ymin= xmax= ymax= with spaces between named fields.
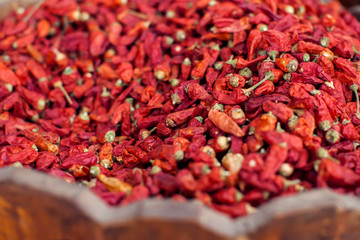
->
xmin=317 ymin=148 xmax=339 ymax=163
xmin=353 ymin=45 xmax=360 ymax=55
xmin=350 ymin=84 xmax=360 ymax=118
xmin=268 ymin=50 xmax=278 ymax=62
xmin=242 ymin=71 xmax=274 ymax=97
xmin=141 ymin=127 xmax=157 ymax=139
xmin=325 ymin=129 xmax=340 ymax=144
xmin=127 ymin=10 xmax=148 ymax=19
xmin=319 ymin=37 xmax=329 ymax=48
xmin=226 ymin=55 xmax=237 ymax=68
xmin=239 ymin=67 xmax=252 ymax=78
xmin=23 ymin=0 xmax=45 ymax=22
xmin=53 ymin=81 xmax=73 ymax=105
xmin=229 ymin=75 xmax=240 ymax=87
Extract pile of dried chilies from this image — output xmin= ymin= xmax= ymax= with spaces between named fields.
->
xmin=1 ymin=0 xmax=360 ymax=218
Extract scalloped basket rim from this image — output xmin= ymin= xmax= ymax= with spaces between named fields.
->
xmin=0 ymin=167 xmax=359 ymax=238
xmin=1 ymin=0 xmax=360 ymax=238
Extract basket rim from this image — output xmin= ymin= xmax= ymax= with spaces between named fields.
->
xmin=0 ymin=167 xmax=359 ymax=238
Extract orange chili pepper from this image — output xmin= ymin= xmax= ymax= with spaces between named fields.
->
xmin=26 ymin=44 xmax=44 ymax=63
xmin=37 ymin=19 xmax=50 ymax=38
xmin=98 ymin=63 xmax=118 ymax=79
xmin=275 ymin=54 xmax=299 ymax=73
xmin=98 ymin=142 xmax=114 ymax=169
xmin=97 ymin=174 xmax=133 ymax=193
xmin=208 ymin=109 xmax=245 ymax=137
xmin=22 ymin=129 xmax=59 ymax=155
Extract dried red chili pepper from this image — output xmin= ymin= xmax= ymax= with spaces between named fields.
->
xmin=187 ymin=83 xmax=214 ymax=102
xmin=275 ymin=54 xmax=299 ymax=73
xmin=62 ymin=152 xmax=97 ymax=169
xmin=22 ymin=130 xmax=59 ymax=154
xmin=208 ymin=109 xmax=245 ymax=138
xmin=247 ymin=29 xmax=263 ymax=61
xmin=1 ymin=0 xmax=360 ymax=219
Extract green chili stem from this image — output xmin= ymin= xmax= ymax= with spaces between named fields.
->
xmin=214 ymin=61 xmax=223 ymax=70
xmin=325 ymin=129 xmax=340 ymax=144
xmin=239 ymin=67 xmax=252 ymax=78
xmin=317 ymin=147 xmax=340 ymax=163
xmin=242 ymin=71 xmax=273 ymax=96
xmin=319 ymin=37 xmax=329 ymax=48
xmin=353 ymin=45 xmax=360 ymax=55
xmin=226 ymin=55 xmax=237 ymax=68
xmin=259 ymin=24 xmax=268 ymax=32
xmin=303 ymin=53 xmax=310 ymax=62
xmin=268 ymin=50 xmax=278 ymax=62
xmin=283 ymin=178 xmax=301 ymax=190
xmin=350 ymin=84 xmax=360 ymax=118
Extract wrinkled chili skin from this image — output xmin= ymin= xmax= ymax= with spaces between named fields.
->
xmin=1 ymin=0 xmax=360 ymax=218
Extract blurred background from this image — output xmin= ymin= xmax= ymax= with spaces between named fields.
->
xmin=341 ymin=0 xmax=359 ymax=6
xmin=341 ymin=0 xmax=360 ymax=19
xmin=0 ymin=0 xmax=359 ymax=19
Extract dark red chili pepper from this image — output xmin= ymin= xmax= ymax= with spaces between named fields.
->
xmin=262 ymin=30 xmax=291 ymax=52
